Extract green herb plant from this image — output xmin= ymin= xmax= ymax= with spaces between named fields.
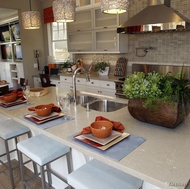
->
xmin=94 ymin=61 xmax=110 ymax=73
xmin=123 ymin=71 xmax=190 ymax=111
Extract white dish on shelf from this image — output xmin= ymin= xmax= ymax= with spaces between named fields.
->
xmin=82 ymin=130 xmax=122 ymax=145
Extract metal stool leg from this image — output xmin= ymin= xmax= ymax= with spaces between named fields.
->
xmin=5 ymin=139 xmax=15 ymax=189
xmin=40 ymin=166 xmax=47 ymax=189
xmin=26 ymin=132 xmax=38 ymax=175
xmin=46 ymin=164 xmax=52 ymax=187
xmin=18 ymin=151 xmax=26 ymax=189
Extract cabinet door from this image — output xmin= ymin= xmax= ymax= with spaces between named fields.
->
xmin=60 ymin=76 xmax=73 ymax=83
xmin=101 ymin=88 xmax=116 ymax=97
xmin=94 ymin=9 xmax=117 ymax=29
xmin=68 ymin=31 xmax=93 ymax=52
xmin=94 ymin=29 xmax=128 ymax=53
xmin=86 ymin=79 xmax=100 ymax=87
xmin=51 ymin=79 xmax=61 ymax=87
xmin=0 ymin=63 xmax=7 ymax=81
xmin=67 ymin=10 xmax=92 ymax=32
xmin=101 ymin=80 xmax=115 ymax=90
xmin=76 ymin=0 xmax=92 ymax=10
xmin=16 ymin=63 xmax=24 ymax=80
xmin=76 ymin=78 xmax=86 ymax=92
xmin=60 ymin=81 xmax=73 ymax=90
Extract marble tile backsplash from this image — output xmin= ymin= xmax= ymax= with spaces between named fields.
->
xmin=75 ymin=0 xmax=190 ymax=75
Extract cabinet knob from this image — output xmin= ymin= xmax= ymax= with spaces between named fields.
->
xmin=91 ymin=82 xmax=94 ymax=84
xmin=107 ymin=84 xmax=110 ymax=86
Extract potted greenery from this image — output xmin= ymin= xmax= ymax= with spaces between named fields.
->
xmin=122 ymin=71 xmax=190 ymax=128
xmin=94 ymin=61 xmax=110 ymax=76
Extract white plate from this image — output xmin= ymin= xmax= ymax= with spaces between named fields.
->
xmin=82 ymin=130 xmax=122 ymax=145
xmin=30 ymin=112 xmax=59 ymax=121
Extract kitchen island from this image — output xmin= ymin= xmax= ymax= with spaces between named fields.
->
xmin=0 ymin=87 xmax=189 ymax=189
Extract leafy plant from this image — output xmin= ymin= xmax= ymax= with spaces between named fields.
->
xmin=94 ymin=61 xmax=110 ymax=73
xmin=123 ymin=71 xmax=190 ymax=110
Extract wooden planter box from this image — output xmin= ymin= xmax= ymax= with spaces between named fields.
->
xmin=128 ymin=99 xmax=189 ymax=128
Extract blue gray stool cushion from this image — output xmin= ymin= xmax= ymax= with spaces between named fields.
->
xmin=68 ymin=159 xmax=143 ymax=189
xmin=17 ymin=134 xmax=72 ymax=189
xmin=17 ymin=134 xmax=70 ymax=166
xmin=0 ymin=119 xmax=30 ymax=140
xmin=0 ymin=117 xmax=31 ymax=189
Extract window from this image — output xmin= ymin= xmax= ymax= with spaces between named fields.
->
xmin=47 ymin=22 xmax=71 ymax=62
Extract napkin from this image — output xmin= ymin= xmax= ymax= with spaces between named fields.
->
xmin=0 ymin=89 xmax=23 ymax=101
xmin=28 ymin=103 xmax=61 ymax=113
xmin=80 ymin=116 xmax=125 ymax=135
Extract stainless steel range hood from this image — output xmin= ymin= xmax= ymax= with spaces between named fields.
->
xmin=117 ymin=0 xmax=190 ymax=33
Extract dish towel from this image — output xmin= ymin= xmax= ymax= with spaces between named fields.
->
xmin=80 ymin=116 xmax=125 ymax=135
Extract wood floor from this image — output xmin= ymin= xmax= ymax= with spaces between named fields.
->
xmin=0 ymin=159 xmax=54 ymax=189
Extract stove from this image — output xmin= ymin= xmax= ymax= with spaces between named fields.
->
xmin=114 ymin=77 xmax=127 ymax=98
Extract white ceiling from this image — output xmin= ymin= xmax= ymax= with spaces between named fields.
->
xmin=0 ymin=8 xmax=18 ymax=21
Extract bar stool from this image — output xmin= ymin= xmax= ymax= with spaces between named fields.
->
xmin=17 ymin=134 xmax=72 ymax=189
xmin=0 ymin=118 xmax=35 ymax=189
xmin=68 ymin=159 xmax=143 ymax=189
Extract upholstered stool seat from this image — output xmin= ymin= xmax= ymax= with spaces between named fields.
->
xmin=0 ymin=118 xmax=33 ymax=189
xmin=17 ymin=134 xmax=72 ymax=189
xmin=68 ymin=159 xmax=143 ymax=189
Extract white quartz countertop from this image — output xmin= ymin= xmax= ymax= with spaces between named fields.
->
xmin=1 ymin=87 xmax=190 ymax=189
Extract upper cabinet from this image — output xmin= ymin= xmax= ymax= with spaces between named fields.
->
xmin=0 ymin=21 xmax=22 ymax=63
xmin=76 ymin=0 xmax=100 ymax=11
xmin=67 ymin=8 xmax=128 ymax=53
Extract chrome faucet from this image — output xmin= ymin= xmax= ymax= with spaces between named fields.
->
xmin=73 ymin=67 xmax=90 ymax=105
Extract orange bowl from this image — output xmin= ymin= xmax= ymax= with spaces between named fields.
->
xmin=35 ymin=105 xmax=52 ymax=117
xmin=90 ymin=121 xmax=113 ymax=138
xmin=3 ymin=93 xmax=17 ymax=102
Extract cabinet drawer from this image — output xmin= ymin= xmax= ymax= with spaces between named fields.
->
xmin=60 ymin=76 xmax=72 ymax=83
xmin=86 ymin=79 xmax=100 ymax=87
xmin=76 ymin=78 xmax=86 ymax=85
xmin=101 ymin=81 xmax=115 ymax=89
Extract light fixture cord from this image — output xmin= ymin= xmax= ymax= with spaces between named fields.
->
xmin=29 ymin=0 xmax=32 ymax=11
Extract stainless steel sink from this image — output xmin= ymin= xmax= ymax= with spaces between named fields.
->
xmin=83 ymin=99 xmax=127 ymax=112
xmin=78 ymin=95 xmax=97 ymax=105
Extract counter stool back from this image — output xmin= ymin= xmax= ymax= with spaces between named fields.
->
xmin=68 ymin=159 xmax=143 ymax=189
xmin=17 ymin=134 xmax=72 ymax=189
xmin=0 ymin=118 xmax=36 ymax=189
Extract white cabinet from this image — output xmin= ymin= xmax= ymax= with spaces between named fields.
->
xmin=85 ymin=79 xmax=116 ymax=97
xmin=67 ymin=8 xmax=128 ymax=53
xmin=76 ymin=78 xmax=86 ymax=91
xmin=49 ymin=75 xmax=116 ymax=97
xmin=0 ymin=62 xmax=24 ymax=88
xmin=60 ymin=76 xmax=73 ymax=90
xmin=68 ymin=31 xmax=93 ymax=52
xmin=51 ymin=79 xmax=61 ymax=87
xmin=76 ymin=0 xmax=100 ymax=11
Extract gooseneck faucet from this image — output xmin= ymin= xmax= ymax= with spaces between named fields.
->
xmin=73 ymin=67 xmax=90 ymax=105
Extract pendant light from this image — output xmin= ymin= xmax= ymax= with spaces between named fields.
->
xmin=22 ymin=0 xmax=41 ymax=29
xmin=101 ymin=0 xmax=129 ymax=14
xmin=53 ymin=0 xmax=76 ymax=23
